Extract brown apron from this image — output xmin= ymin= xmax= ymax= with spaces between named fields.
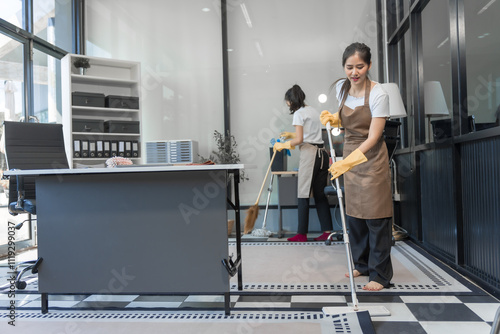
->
xmin=339 ymin=80 xmax=392 ymax=219
xmin=297 ymin=143 xmax=324 ymax=198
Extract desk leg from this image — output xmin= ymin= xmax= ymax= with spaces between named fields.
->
xmin=233 ymin=170 xmax=243 ymax=290
xmin=278 ymin=201 xmax=283 ymax=238
xmin=41 ymin=293 xmax=48 ymax=314
xmin=224 ymin=292 xmax=230 ymax=316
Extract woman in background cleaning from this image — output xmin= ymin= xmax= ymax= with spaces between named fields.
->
xmin=320 ymin=42 xmax=393 ymax=291
xmin=274 ymin=84 xmax=333 ymax=242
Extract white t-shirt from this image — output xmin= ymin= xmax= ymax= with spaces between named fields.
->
xmin=335 ymin=79 xmax=389 ymax=118
xmin=292 ymin=105 xmax=323 ymax=144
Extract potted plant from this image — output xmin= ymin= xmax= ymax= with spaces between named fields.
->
xmin=73 ymin=57 xmax=90 ymax=75
xmin=199 ymin=130 xmax=248 ymax=182
xmin=199 ymin=130 xmax=248 ymax=236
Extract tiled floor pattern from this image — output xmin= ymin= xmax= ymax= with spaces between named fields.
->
xmin=1 ymin=289 xmax=498 ymax=333
xmin=1 ymin=241 xmax=499 ymax=333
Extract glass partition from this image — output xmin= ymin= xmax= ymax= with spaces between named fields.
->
xmin=464 ymin=0 xmax=500 ymax=131
xmin=85 ymin=0 xmax=224 ymax=166
xmin=227 ymin=0 xmax=379 ymax=204
xmin=421 ymin=0 xmax=452 ymax=143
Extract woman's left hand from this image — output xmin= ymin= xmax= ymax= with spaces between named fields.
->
xmin=329 ymin=148 xmax=367 ymax=179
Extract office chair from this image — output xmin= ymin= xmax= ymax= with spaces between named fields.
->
xmin=3 ymin=121 xmax=69 ymax=289
xmin=321 ymin=128 xmax=344 ymax=242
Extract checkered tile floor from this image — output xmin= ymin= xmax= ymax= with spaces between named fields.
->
xmin=1 ymin=287 xmax=498 ymax=333
xmin=1 ymin=243 xmax=499 ymax=333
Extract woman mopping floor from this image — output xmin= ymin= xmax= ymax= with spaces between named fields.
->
xmin=321 ymin=42 xmax=393 ymax=292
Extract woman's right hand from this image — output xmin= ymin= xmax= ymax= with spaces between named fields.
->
xmin=280 ymin=131 xmax=295 ymax=140
xmin=320 ymin=110 xmax=341 ymax=127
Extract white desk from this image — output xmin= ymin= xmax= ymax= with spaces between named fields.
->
xmin=5 ymin=164 xmax=244 ymax=315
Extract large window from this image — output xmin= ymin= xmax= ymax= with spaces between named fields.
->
xmin=33 ymin=48 xmax=62 ymax=123
xmin=0 ymin=0 xmax=75 ymax=255
xmin=0 ymin=1 xmax=23 ymax=28
xmin=464 ymin=0 xmax=500 ymax=130
xmin=34 ymin=0 xmax=73 ymax=51
xmin=0 ymin=37 xmax=24 ymax=200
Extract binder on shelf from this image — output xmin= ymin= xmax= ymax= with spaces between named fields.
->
xmin=110 ymin=141 xmax=118 ymax=157
xmin=118 ymin=141 xmax=125 ymax=157
xmin=73 ymin=140 xmax=81 ymax=158
xmin=81 ymin=140 xmax=89 ymax=158
xmin=96 ymin=140 xmax=104 ymax=158
xmin=89 ymin=141 xmax=96 ymax=158
xmin=132 ymin=141 xmax=139 ymax=157
xmin=125 ymin=141 xmax=132 ymax=157
xmin=104 ymin=141 xmax=111 ymax=157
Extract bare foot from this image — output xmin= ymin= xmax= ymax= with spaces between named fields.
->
xmin=362 ymin=281 xmax=384 ymax=291
xmin=345 ymin=269 xmax=363 ymax=278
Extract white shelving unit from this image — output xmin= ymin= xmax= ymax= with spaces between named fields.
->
xmin=62 ymin=54 xmax=142 ymax=168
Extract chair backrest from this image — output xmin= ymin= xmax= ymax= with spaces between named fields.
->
xmin=3 ymin=121 xmax=69 ymax=204
xmin=384 ymin=120 xmax=401 ymax=161
xmin=4 ymin=121 xmax=69 ymax=170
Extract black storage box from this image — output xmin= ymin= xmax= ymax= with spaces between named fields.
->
xmin=72 ymin=119 xmax=105 ymax=133
xmin=104 ymin=120 xmax=140 ymax=134
xmin=72 ymin=92 xmax=105 ymax=107
xmin=269 ymin=147 xmax=287 ymax=172
xmin=105 ymin=95 xmax=139 ymax=109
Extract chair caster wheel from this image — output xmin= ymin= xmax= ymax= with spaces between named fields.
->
xmin=16 ymin=281 xmax=27 ymax=290
xmin=336 ymin=235 xmax=343 ymax=241
xmin=325 ymin=239 xmax=332 ymax=246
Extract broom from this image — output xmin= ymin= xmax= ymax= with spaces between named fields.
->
xmin=244 ymin=150 xmax=277 ymax=234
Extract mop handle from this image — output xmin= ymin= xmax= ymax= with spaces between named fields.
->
xmin=254 ymin=150 xmax=277 ymax=206
xmin=325 ymin=122 xmax=338 ymax=164
xmin=326 ymin=122 xmax=359 ymax=309
xmin=261 ymin=173 xmax=274 ymax=229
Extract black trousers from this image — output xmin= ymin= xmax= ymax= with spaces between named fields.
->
xmin=347 ymin=215 xmax=393 ymax=287
xmin=297 ymin=149 xmax=333 ymax=234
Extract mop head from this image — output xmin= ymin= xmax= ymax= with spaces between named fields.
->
xmin=323 ymin=305 xmax=390 ymax=317
xmin=251 ymin=228 xmax=273 ymax=237
xmin=244 ymin=205 xmax=259 ymax=234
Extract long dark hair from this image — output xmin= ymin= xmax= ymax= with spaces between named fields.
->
xmin=331 ymin=42 xmax=372 ymax=104
xmin=285 ymin=84 xmax=306 ymax=114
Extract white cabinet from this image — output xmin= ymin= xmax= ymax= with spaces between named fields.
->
xmin=62 ymin=54 xmax=142 ymax=168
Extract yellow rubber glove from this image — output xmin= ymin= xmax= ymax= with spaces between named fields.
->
xmin=329 ymin=148 xmax=367 ymax=179
xmin=280 ymin=131 xmax=296 ymax=140
xmin=273 ymin=141 xmax=295 ymax=152
xmin=320 ymin=110 xmax=341 ymax=127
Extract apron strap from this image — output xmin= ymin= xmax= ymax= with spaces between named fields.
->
xmin=363 ymin=79 xmax=371 ymax=107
